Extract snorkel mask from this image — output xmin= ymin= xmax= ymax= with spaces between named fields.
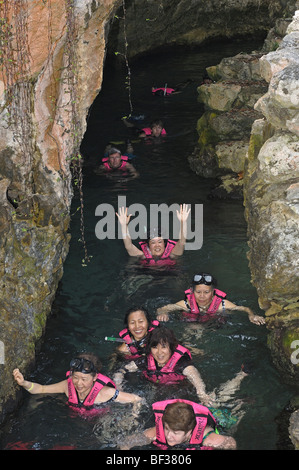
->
xmin=69 ymin=357 xmax=96 ymax=374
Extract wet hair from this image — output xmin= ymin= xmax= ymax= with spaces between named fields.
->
xmin=124 ymin=306 xmax=152 ymax=327
xmin=150 ymin=119 xmax=164 ymax=129
xmin=163 ymin=402 xmax=196 ymax=433
xmin=146 ymin=228 xmax=168 ymax=249
xmin=76 ymin=352 xmax=102 ymax=376
xmin=108 ymin=147 xmax=121 ymax=156
xmin=145 ymin=326 xmax=178 ymax=356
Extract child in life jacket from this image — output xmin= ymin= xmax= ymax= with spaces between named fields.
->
xmin=13 ymin=352 xmax=142 ymax=414
xmin=115 ymin=204 xmax=191 ymax=265
xmin=118 ymin=399 xmax=236 ymax=450
xmin=156 ymin=272 xmax=265 ymax=325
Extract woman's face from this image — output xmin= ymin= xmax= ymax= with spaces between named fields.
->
xmin=71 ymin=371 xmax=96 ymax=398
xmin=164 ymin=422 xmax=192 ymax=447
xmin=193 ymin=284 xmax=214 ymax=307
xmin=151 ymin=341 xmax=171 ymax=367
xmin=148 ymin=237 xmax=165 ymax=257
xmin=127 ymin=310 xmax=149 ymax=341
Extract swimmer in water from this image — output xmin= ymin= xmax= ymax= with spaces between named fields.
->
xmin=115 ymin=326 xmax=247 ymax=409
xmin=138 ymin=119 xmax=167 ymax=139
xmin=156 ymin=273 xmax=266 ymax=325
xmin=95 ymin=147 xmax=139 ymax=179
xmin=151 ymin=79 xmax=193 ymax=96
xmin=123 ymin=118 xmax=167 ymax=140
xmin=116 ymin=306 xmax=160 ymax=360
xmin=13 ymin=352 xmax=142 ymax=412
xmin=119 ymin=399 xmax=237 ymax=450
xmin=116 ymin=204 xmax=191 ymax=265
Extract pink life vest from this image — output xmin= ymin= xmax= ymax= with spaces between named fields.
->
xmin=102 ymin=155 xmax=129 ymax=171
xmin=66 ymin=371 xmax=116 ymax=410
xmin=152 ymin=398 xmax=217 ymax=450
xmin=141 ymin=127 xmax=167 ymax=136
xmin=118 ymin=320 xmax=160 ymax=359
xmin=183 ymin=288 xmax=226 ymax=322
xmin=139 ymin=239 xmax=177 ymax=266
xmin=152 ymin=87 xmax=175 ymax=96
xmin=143 ymin=344 xmax=191 ymax=384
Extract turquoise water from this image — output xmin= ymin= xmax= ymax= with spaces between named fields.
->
xmin=0 ymin=40 xmax=295 ymax=451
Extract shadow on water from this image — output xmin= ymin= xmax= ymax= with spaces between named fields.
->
xmin=1 ymin=40 xmax=296 ymax=451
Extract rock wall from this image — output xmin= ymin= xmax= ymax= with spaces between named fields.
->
xmin=0 ymin=0 xmax=121 ymax=425
xmin=244 ymin=10 xmax=299 ymax=382
xmin=192 ymin=7 xmax=298 ymax=382
xmin=108 ymin=0 xmax=293 ymax=58
xmin=245 ymin=11 xmax=299 ymax=449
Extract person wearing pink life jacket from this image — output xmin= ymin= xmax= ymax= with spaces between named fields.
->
xmin=114 ymin=326 xmax=214 ymax=406
xmin=116 ymin=204 xmax=191 ymax=266
xmin=151 ymin=79 xmax=193 ymax=97
xmin=156 ymin=272 xmax=265 ymax=326
xmin=96 ymin=147 xmax=139 ymax=179
xmin=117 ymin=306 xmax=160 ymax=360
xmin=13 ymin=352 xmax=142 ymax=414
xmin=139 ymin=119 xmax=166 ymax=139
xmin=151 ymin=86 xmax=175 ymax=96
xmin=118 ymin=399 xmax=236 ymax=450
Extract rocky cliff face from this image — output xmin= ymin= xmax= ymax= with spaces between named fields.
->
xmin=108 ymin=0 xmax=292 ymax=58
xmin=0 ymin=0 xmax=297 ymax=436
xmin=191 ymin=9 xmax=299 ymax=447
xmin=244 ymin=11 xmax=299 ymax=381
xmin=0 ymin=0 xmax=121 ymax=424
xmin=192 ymin=8 xmax=298 ymax=381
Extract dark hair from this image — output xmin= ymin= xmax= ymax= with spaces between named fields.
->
xmin=150 ymin=119 xmax=164 ymax=128
xmin=75 ymin=352 xmax=102 ymax=376
xmin=163 ymin=402 xmax=196 ymax=433
xmin=145 ymin=326 xmax=178 ymax=356
xmin=124 ymin=306 xmax=152 ymax=326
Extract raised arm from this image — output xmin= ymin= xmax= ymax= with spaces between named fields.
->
xmin=171 ymin=204 xmax=191 ymax=256
xmin=223 ymin=300 xmax=265 ymax=325
xmin=13 ymin=368 xmax=67 ymax=395
xmin=116 ymin=207 xmax=143 ymax=257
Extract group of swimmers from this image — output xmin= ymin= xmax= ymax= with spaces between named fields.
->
xmin=13 ymin=81 xmax=266 ymax=451
xmin=13 ymin=211 xmax=265 ymax=451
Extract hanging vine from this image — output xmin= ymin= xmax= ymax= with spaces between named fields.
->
xmin=64 ymin=0 xmax=90 ymax=266
xmin=0 ymin=0 xmax=90 ymax=265
xmin=0 ymin=0 xmax=34 ymax=195
xmin=115 ymin=0 xmax=133 ymax=117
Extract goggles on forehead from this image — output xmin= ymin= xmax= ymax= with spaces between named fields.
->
xmin=70 ymin=357 xmax=96 ymax=374
xmin=193 ymin=274 xmax=213 ymax=285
